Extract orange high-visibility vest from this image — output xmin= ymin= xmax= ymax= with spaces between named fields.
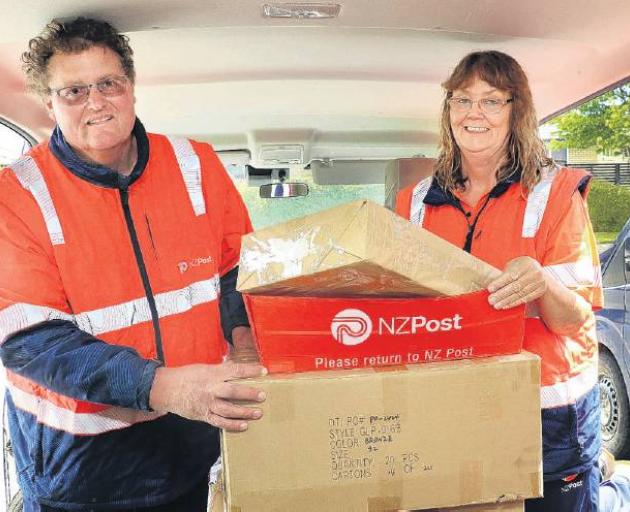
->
xmin=0 ymin=133 xmax=251 ymax=434
xmin=397 ymin=166 xmax=602 ymax=410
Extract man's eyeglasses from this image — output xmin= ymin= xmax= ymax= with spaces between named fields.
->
xmin=49 ymin=75 xmax=130 ymax=106
xmin=448 ymin=96 xmax=513 ymax=115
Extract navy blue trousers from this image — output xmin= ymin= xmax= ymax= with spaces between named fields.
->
xmin=23 ymin=478 xmax=208 ymax=512
xmin=526 ymin=464 xmax=599 ymax=512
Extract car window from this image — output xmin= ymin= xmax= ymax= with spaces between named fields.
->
xmin=0 ymin=118 xmax=32 ymax=509
xmin=228 ymin=166 xmax=384 ymax=229
xmin=603 ymin=243 xmax=628 ymax=288
xmin=0 ymin=119 xmax=32 ymax=166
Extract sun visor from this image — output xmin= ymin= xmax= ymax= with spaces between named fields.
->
xmin=311 ymin=159 xmax=389 ymax=185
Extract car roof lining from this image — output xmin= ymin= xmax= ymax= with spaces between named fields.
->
xmin=0 ymin=0 xmax=628 ymax=160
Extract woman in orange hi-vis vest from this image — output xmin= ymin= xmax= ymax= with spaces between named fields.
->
xmin=0 ymin=17 xmax=266 ymax=511
xmin=397 ymin=51 xmax=602 ymax=512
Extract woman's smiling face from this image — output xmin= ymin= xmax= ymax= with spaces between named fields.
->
xmin=449 ymin=76 xmax=512 ymax=162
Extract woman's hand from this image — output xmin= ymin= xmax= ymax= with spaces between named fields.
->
xmin=487 ymin=256 xmax=547 ymax=309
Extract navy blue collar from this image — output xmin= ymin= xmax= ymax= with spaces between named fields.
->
xmin=49 ymin=118 xmax=150 ymax=189
xmin=424 ymin=167 xmax=523 ymax=206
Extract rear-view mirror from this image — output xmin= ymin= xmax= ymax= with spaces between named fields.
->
xmin=259 ymin=182 xmax=309 ymax=199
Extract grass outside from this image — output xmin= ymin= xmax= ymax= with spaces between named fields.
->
xmin=596 ymin=232 xmax=619 ymax=245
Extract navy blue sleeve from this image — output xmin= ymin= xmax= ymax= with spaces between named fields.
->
xmin=0 ymin=320 xmax=160 ymax=410
xmin=219 ymin=266 xmax=250 ymax=344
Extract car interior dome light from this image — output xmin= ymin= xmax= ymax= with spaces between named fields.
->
xmin=262 ymin=3 xmax=341 ymax=19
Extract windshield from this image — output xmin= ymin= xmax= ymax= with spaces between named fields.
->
xmin=228 ymin=166 xmax=385 ymax=229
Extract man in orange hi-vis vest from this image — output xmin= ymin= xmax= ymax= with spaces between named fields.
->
xmin=398 ymin=51 xmax=602 ymax=511
xmin=0 ymin=17 xmax=266 ymax=511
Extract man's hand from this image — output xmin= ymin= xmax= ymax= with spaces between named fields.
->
xmin=149 ymin=361 xmax=267 ymax=432
xmin=487 ymin=256 xmax=547 ymax=310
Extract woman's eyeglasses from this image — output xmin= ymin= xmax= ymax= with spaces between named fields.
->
xmin=448 ymin=96 xmax=513 ymax=115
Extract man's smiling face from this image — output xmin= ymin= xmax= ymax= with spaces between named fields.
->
xmin=45 ymin=45 xmax=136 ymax=163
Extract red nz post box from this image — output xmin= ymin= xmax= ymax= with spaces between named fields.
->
xmin=244 ymin=290 xmax=525 ymax=374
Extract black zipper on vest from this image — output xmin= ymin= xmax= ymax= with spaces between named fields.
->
xmin=119 ymin=187 xmax=165 ymax=363
xmin=454 ymin=194 xmax=493 ymax=253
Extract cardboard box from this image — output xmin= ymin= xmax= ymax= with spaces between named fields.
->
xmin=210 ymin=484 xmax=524 ymax=512
xmin=244 ymin=291 xmax=525 ymax=373
xmin=237 ymin=200 xmax=500 ymax=297
xmin=221 ymin=352 xmax=542 ymax=512
xmin=209 ymin=479 xmax=524 ymax=512
xmin=429 ymin=501 xmax=523 ymax=512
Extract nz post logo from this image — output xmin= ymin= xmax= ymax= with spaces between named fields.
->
xmin=331 ymin=309 xmax=373 ymax=346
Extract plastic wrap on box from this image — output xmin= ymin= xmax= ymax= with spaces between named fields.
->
xmin=237 ymin=200 xmax=500 ymax=296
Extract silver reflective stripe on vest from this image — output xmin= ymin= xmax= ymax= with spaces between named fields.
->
xmin=544 ymin=260 xmax=602 ymax=288
xmin=8 ymin=383 xmax=164 ymax=435
xmin=540 ymin=362 xmax=598 ymax=408
xmin=10 ymin=156 xmax=65 ymax=245
xmin=522 ymin=166 xmax=558 ymax=238
xmin=76 ymin=275 xmax=220 ymax=336
xmin=0 ymin=304 xmax=74 ymax=344
xmin=166 ymin=136 xmax=206 ymax=216
xmin=409 ymin=177 xmax=432 ymax=226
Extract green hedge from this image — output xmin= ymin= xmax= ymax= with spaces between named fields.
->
xmin=588 ymin=179 xmax=630 ymax=232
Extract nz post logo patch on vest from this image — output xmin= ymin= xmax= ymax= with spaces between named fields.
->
xmin=331 ymin=309 xmax=373 ymax=346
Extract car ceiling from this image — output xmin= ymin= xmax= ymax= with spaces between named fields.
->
xmin=0 ymin=0 xmax=629 ymax=163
